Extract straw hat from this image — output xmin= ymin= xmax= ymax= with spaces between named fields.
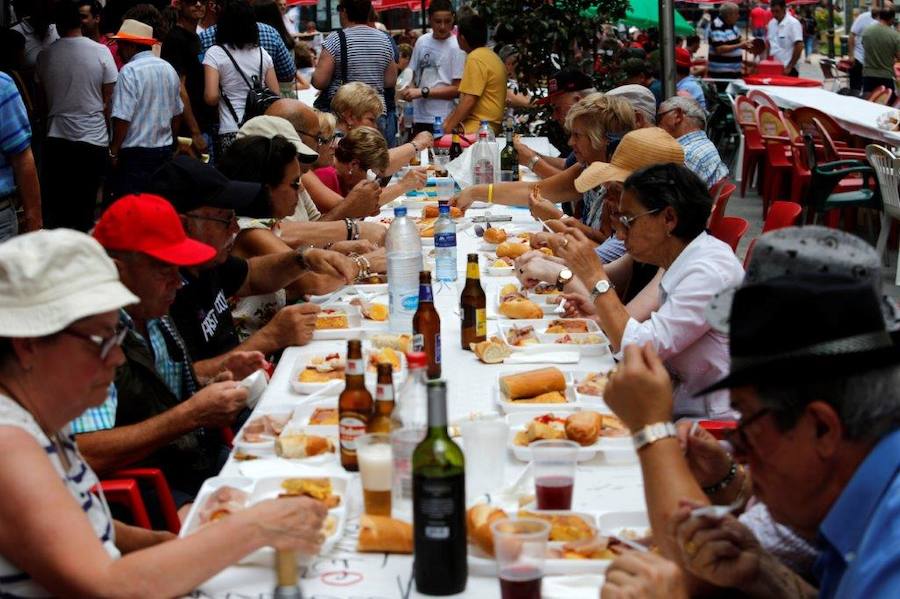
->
xmin=0 ymin=230 xmax=138 ymax=338
xmin=110 ymin=19 xmax=159 ymax=46
xmin=574 ymin=128 xmax=684 ymax=193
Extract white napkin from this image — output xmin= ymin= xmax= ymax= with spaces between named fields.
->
xmin=542 ymin=574 xmax=606 ymax=599
xmin=505 ymin=351 xmax=580 ymax=364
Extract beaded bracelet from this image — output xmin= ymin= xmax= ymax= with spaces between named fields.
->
xmin=702 ymin=460 xmax=738 ymax=495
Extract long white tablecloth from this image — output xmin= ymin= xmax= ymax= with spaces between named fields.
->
xmin=194 ymin=203 xmax=644 ymax=598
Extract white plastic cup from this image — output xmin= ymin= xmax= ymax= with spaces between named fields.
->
xmin=460 ymin=419 xmax=509 ymax=502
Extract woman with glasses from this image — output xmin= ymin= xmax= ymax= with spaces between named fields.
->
xmin=0 ymin=230 xmax=327 ymax=597
xmin=553 ymin=163 xmax=744 ymax=418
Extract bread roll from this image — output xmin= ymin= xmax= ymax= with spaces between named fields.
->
xmin=470 ymin=338 xmax=512 ymax=364
xmin=500 ymin=368 xmax=567 ymax=400
xmin=498 ymin=297 xmax=543 ymax=320
xmin=496 ymin=241 xmax=529 ymax=259
xmin=423 ymin=205 xmax=463 ymax=219
xmin=565 ymin=411 xmax=603 ymax=446
xmin=484 ymin=228 xmax=508 ymax=244
xmin=466 ymin=504 xmax=507 ymax=556
xmin=357 ymin=515 xmax=413 ymax=554
xmin=275 ymin=434 xmax=334 ymax=458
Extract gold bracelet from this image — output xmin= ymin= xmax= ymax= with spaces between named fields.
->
xmin=487 ymin=183 xmax=494 ymax=204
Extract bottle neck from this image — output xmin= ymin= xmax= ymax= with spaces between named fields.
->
xmin=418 ymin=281 xmax=434 ymax=302
xmin=466 ymin=261 xmax=480 ymax=280
xmin=426 ymin=387 xmax=448 ymax=430
xmin=505 ymin=130 xmax=513 ymax=142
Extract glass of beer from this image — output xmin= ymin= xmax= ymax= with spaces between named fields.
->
xmin=531 ymin=440 xmax=578 ymax=510
xmin=357 ymin=433 xmax=393 ymax=516
xmin=491 ymin=518 xmax=550 ymax=599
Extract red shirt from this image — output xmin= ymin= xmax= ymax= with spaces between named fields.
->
xmin=314 ymin=166 xmax=342 ymax=196
xmin=750 ymin=6 xmax=771 ymax=29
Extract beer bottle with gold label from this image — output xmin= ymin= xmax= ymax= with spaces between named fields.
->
xmin=339 ymin=339 xmax=373 ymax=471
xmin=412 ymin=270 xmax=441 ymax=379
xmin=460 ymin=253 xmax=486 ymax=349
xmin=449 ymin=127 xmax=463 ymax=160
xmin=367 ymin=363 xmax=395 ymax=433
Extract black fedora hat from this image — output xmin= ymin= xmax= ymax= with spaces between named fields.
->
xmin=697 ymin=273 xmax=900 ymax=395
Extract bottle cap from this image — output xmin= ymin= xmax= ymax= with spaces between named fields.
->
xmin=405 ymin=351 xmax=428 ymax=369
xmin=394 ymin=206 xmax=408 ymax=217
xmin=438 ymin=204 xmax=450 ymax=214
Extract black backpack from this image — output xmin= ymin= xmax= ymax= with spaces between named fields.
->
xmin=217 ymin=45 xmax=281 ymax=126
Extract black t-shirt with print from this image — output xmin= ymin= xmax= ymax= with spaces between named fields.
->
xmin=171 ymin=255 xmax=249 ymax=361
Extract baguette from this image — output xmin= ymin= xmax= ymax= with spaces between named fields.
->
xmin=466 ymin=504 xmax=507 ymax=556
xmin=470 ymin=337 xmax=512 ymax=364
xmin=357 ymin=515 xmax=413 ymax=554
xmin=498 ymin=297 xmax=543 ymax=320
xmin=499 ymin=367 xmax=567 ymax=400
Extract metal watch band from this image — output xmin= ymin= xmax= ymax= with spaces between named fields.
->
xmin=632 ymin=421 xmax=678 ymax=451
xmin=528 ymin=155 xmax=540 ymax=170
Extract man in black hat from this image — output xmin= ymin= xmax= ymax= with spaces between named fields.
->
xmin=150 ymin=156 xmax=357 ymax=379
xmin=598 ymin=229 xmax=900 ymax=597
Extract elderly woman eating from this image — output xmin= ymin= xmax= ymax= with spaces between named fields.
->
xmin=553 ymin=162 xmax=743 ymax=418
xmin=0 ymin=230 xmax=326 ymax=597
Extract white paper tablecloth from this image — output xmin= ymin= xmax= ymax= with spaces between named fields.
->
xmin=195 ymin=203 xmax=644 ymax=598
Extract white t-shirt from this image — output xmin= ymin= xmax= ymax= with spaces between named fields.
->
xmin=851 ymin=11 xmax=876 ymax=62
xmin=767 ymin=13 xmax=804 ymax=67
xmin=203 ymin=44 xmax=274 ymax=134
xmin=409 ymin=32 xmax=466 ymax=124
xmin=36 ymin=37 xmax=118 ymax=146
xmin=12 ymin=21 xmax=59 ymax=67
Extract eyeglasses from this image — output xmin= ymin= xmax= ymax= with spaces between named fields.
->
xmin=298 ymin=130 xmax=332 ymax=147
xmin=618 ymin=208 xmax=660 ymax=230
xmin=185 ymin=212 xmax=237 ymax=227
xmin=62 ymin=325 xmax=127 ymax=360
xmin=290 ymin=179 xmax=302 ymax=190
xmin=725 ymin=408 xmax=772 ymax=456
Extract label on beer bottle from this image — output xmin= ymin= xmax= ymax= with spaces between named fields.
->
xmin=418 ymin=284 xmax=434 ymax=302
xmin=376 ymin=384 xmax=394 ymax=401
xmin=346 ymin=359 xmax=364 ymax=375
xmin=466 ymin=262 xmax=480 ymax=279
xmin=435 ymin=333 xmax=441 ymax=364
xmin=412 ymin=333 xmax=425 ymax=353
xmin=435 ymin=231 xmax=456 ymax=248
xmin=339 ymin=414 xmax=367 ymax=452
xmin=476 ymin=309 xmax=486 ymax=337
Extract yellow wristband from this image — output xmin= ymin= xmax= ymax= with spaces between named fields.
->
xmin=488 ymin=183 xmax=494 ymax=204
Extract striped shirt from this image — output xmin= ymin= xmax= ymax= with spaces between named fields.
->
xmin=321 ymin=25 xmax=395 ymax=102
xmin=0 ymin=395 xmax=119 ymax=597
xmin=0 ymin=74 xmax=31 ymax=197
xmin=679 ymin=130 xmax=729 ymax=188
xmin=111 ymin=51 xmax=183 ymax=149
xmin=707 ymin=16 xmax=744 ymax=77
xmin=200 ymin=23 xmax=296 ymax=82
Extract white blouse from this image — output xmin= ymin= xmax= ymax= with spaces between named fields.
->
xmin=0 ymin=395 xmax=119 ymax=597
xmin=616 ymin=232 xmax=744 ymax=419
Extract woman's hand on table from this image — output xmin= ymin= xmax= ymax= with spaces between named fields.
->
xmin=528 ymin=187 xmax=564 ymax=221
xmin=342 ymin=180 xmax=382 ymax=218
xmin=604 ymin=343 xmax=674 ymax=432
xmin=515 ymin=254 xmax=564 ymax=288
xmin=602 ymin=550 xmax=689 ymax=599
xmin=397 ymin=167 xmax=428 ymax=193
xmin=303 ymin=248 xmax=357 ymax=283
xmin=550 ymin=226 xmax=605 ymax=288
xmin=362 ymin=247 xmax=386 ymax=273
xmin=452 ymin=187 xmax=476 ymax=212
xmin=249 ymin=496 xmax=329 ymax=554
xmin=328 ymin=239 xmax=377 ymax=256
xmin=675 ymin=420 xmax=734 ymax=490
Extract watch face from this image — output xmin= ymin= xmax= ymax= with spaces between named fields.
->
xmin=595 ymin=280 xmax=610 ymax=293
xmin=560 ymin=269 xmax=573 ymax=282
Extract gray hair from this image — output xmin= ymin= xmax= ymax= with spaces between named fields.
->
xmin=757 ymin=364 xmax=900 ymax=443
xmin=659 ymin=96 xmax=706 ymax=129
xmin=720 ymin=2 xmax=739 ymax=15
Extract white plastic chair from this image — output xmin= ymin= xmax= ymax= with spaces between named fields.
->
xmin=865 ymin=144 xmax=900 ymax=285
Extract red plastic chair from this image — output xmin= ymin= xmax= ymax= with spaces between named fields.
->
xmin=97 ymin=478 xmax=152 ymax=529
xmin=756 ymin=105 xmax=794 ymax=219
xmin=867 ymin=85 xmax=892 ymax=105
xmin=745 ymin=201 xmax=804 ymax=267
xmin=747 ymin=88 xmax=779 ymax=110
xmin=710 ymin=216 xmax=750 ymax=252
xmin=698 ymin=420 xmax=738 ymax=441
xmin=708 ymin=179 xmax=736 ymax=230
xmin=734 ymin=95 xmax=766 ymax=197
xmin=111 ymin=468 xmax=181 ymax=533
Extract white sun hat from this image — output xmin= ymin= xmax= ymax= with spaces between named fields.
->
xmin=0 ymin=230 xmax=138 ymax=337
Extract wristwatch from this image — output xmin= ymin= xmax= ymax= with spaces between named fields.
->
xmin=421 ymin=86 xmax=430 ymax=99
xmin=527 ymin=155 xmax=541 ymax=171
xmin=589 ymin=279 xmax=613 ymax=302
xmin=555 ymin=268 xmax=573 ymax=291
xmin=632 ymin=422 xmax=678 ymax=451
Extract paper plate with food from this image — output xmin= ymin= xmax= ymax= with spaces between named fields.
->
xmin=506 ymin=410 xmax=629 ymax=462
xmin=466 ymin=504 xmax=623 ymax=576
xmin=233 ymin=411 xmax=293 ymax=459
xmin=573 ymin=370 xmax=614 ymax=402
xmin=311 ymin=305 xmax=364 ymax=340
xmin=180 ymin=475 xmax=348 ymax=565
xmin=485 ymin=254 xmax=516 ymax=276
xmin=497 ymin=319 xmax=610 ymax=357
xmin=289 ymin=347 xmax=407 ymax=395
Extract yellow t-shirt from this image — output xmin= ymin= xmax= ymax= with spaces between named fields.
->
xmin=458 ymin=46 xmax=507 ymax=134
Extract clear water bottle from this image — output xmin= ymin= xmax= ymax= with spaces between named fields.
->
xmin=472 ymin=129 xmax=496 ymax=185
xmin=433 ymin=116 xmax=449 ymax=173
xmin=391 ymin=352 xmax=429 ymax=519
xmin=478 ymin=120 xmax=496 ymax=143
xmin=386 ymin=206 xmax=424 ymax=332
xmin=434 ymin=204 xmax=457 ymax=282
xmin=403 ymin=103 xmax=415 ymax=144
xmin=478 ymin=120 xmax=499 ymax=183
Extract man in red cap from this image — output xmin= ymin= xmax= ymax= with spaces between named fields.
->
xmin=675 ymin=47 xmax=707 ymax=110
xmin=74 ymin=193 xmax=252 ymax=504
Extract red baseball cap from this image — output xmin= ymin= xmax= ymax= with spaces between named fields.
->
xmin=675 ymin=47 xmax=693 ymax=68
xmin=94 ymin=194 xmax=217 ymax=266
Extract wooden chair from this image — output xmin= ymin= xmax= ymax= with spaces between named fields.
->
xmin=865 ymin=144 xmax=900 ymax=285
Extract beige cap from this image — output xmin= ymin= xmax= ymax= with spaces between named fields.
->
xmin=574 ymin=127 xmax=685 ymax=193
xmin=0 ymin=230 xmax=138 ymax=337
xmin=238 ymin=115 xmax=319 ymax=164
xmin=607 ymin=84 xmax=657 ymax=124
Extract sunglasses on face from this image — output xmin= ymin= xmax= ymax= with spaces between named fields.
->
xmin=62 ymin=325 xmax=127 ymax=360
xmin=298 ymin=130 xmax=333 ymax=147
xmin=185 ymin=212 xmax=237 ymax=227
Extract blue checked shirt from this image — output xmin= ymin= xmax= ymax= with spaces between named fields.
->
xmin=70 ymin=383 xmax=118 ymax=434
xmin=0 ymin=73 xmax=31 ymax=196
xmin=111 ymin=51 xmax=183 ymax=149
xmin=200 ymin=23 xmax=296 ymax=82
xmin=678 ymin=130 xmax=729 ymax=189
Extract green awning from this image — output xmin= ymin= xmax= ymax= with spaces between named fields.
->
xmin=583 ymin=0 xmax=695 ymax=37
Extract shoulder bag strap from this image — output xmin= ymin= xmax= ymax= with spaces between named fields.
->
xmin=218 ymin=44 xmax=252 ymax=89
xmin=338 ymin=29 xmax=348 ymax=84
xmin=257 ymin=46 xmax=264 ymax=82
xmin=216 ymin=44 xmax=248 ymax=124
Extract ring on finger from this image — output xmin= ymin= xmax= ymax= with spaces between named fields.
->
xmin=684 ymin=540 xmax=698 ymax=557
xmin=562 ymin=238 xmax=569 ymax=248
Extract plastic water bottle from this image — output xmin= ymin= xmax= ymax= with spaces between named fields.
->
xmin=390 ymin=352 xmax=429 ymax=519
xmin=386 ymin=206 xmax=423 ymax=332
xmin=478 ymin=120 xmax=496 ymax=142
xmin=478 ymin=120 xmax=499 ymax=183
xmin=403 ymin=103 xmax=415 ymax=143
xmin=472 ymin=128 xmax=496 ymax=185
xmin=434 ymin=204 xmax=457 ymax=282
xmin=433 ymin=116 xmax=449 ymax=172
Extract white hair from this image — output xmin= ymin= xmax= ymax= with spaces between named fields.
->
xmin=659 ymin=96 xmax=706 ymax=129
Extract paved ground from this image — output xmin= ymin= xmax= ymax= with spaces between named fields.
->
xmin=712 ymin=50 xmax=900 ymax=299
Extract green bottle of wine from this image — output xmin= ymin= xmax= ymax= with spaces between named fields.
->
xmin=500 ymin=126 xmax=519 ymax=181
xmin=412 ymin=380 xmax=467 ymax=595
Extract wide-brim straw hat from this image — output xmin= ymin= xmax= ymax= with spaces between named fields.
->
xmin=574 ymin=127 xmax=685 ymax=193
xmin=0 ymin=230 xmax=138 ymax=338
xmin=110 ymin=19 xmax=159 ymax=46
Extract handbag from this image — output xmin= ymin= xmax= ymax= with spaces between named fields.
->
xmin=217 ymin=45 xmax=280 ymax=126
xmin=313 ymin=29 xmax=348 ymax=112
